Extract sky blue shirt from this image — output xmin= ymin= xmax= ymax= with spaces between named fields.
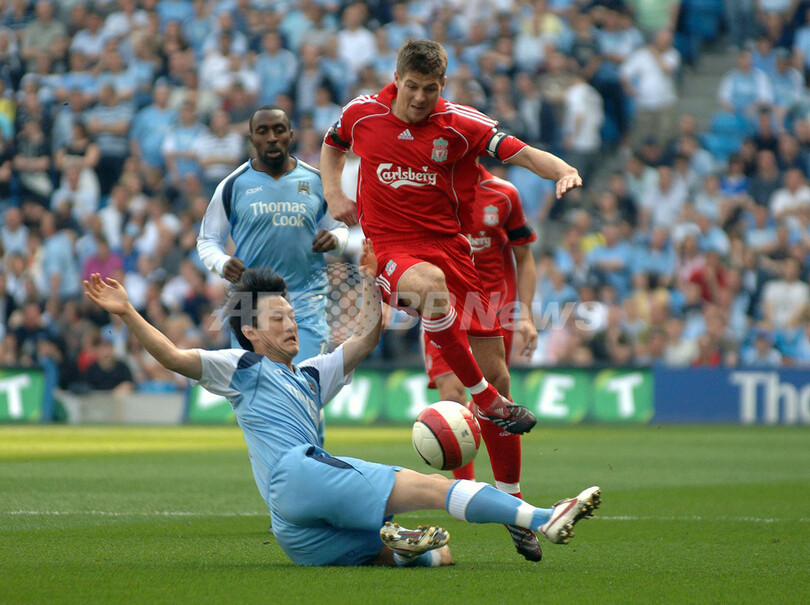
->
xmin=197 ymin=158 xmax=347 ymax=319
xmin=196 ymin=346 xmax=350 ymax=504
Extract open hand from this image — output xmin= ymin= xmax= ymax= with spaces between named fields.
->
xmin=83 ymin=274 xmax=132 ymax=316
xmin=556 ymin=172 xmax=583 ymax=199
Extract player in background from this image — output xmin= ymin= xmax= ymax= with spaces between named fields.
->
xmin=321 ymin=40 xmax=581 ymax=437
xmin=197 ymin=106 xmax=348 ymax=362
xmin=423 ymin=162 xmax=541 ymax=561
xmin=82 ymin=240 xmax=601 ymax=568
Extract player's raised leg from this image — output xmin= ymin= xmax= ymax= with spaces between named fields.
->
xmin=385 ymin=469 xmax=601 ymax=546
xmin=398 ymin=262 xmax=536 ymax=434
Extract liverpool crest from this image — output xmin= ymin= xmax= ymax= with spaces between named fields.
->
xmin=431 ymin=137 xmax=448 ymax=163
xmin=483 ymin=205 xmax=499 ymax=226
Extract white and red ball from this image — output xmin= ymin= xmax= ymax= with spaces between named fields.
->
xmin=412 ymin=401 xmax=482 ymax=470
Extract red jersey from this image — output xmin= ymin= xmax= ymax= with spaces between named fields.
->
xmin=466 ymin=166 xmax=537 ymax=305
xmin=324 ymin=83 xmax=527 ymax=243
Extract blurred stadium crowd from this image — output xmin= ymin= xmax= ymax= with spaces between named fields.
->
xmin=2 ymin=0 xmax=810 ymax=394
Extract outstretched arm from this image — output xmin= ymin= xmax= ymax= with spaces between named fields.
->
xmin=506 ymin=146 xmax=582 ymax=199
xmin=83 ymin=274 xmax=202 ymax=381
xmin=341 ymin=240 xmax=382 ymax=374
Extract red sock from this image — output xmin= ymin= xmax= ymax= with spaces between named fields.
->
xmin=452 ymin=460 xmax=476 ymax=481
xmin=422 ymin=308 xmax=501 ymax=412
xmin=479 ymin=413 xmax=522 ymax=492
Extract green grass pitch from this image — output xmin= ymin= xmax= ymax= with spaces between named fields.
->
xmin=1 ymin=424 xmax=809 ymax=605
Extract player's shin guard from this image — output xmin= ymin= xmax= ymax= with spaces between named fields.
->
xmin=445 ymin=480 xmax=552 ymax=531
xmin=422 ymin=309 xmax=501 ymax=413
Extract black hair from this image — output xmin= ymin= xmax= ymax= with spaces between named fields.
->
xmin=249 ymin=105 xmax=291 ymax=133
xmin=226 ymin=268 xmax=288 ymax=351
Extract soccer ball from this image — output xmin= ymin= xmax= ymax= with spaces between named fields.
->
xmin=412 ymin=401 xmax=482 ymax=470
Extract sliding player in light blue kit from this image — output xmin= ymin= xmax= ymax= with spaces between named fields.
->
xmin=197 ymin=106 xmax=348 ymax=361
xmin=83 ymin=239 xmax=601 ymax=568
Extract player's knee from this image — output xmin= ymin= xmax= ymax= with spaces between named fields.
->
xmin=416 ymin=265 xmax=450 ymax=317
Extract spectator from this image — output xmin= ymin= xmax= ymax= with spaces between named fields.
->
xmin=81 ymin=337 xmax=135 ymax=396
xmin=81 ymin=236 xmax=123 ymax=283
xmin=620 ymin=28 xmax=681 ymax=150
xmin=769 ymin=48 xmax=805 ymax=128
xmin=586 ymin=220 xmax=634 ymax=298
xmin=84 ymin=83 xmax=135 ymax=196
xmin=40 ymin=212 xmax=81 ymax=302
xmin=13 ymin=118 xmax=52 ymax=207
xmin=562 ymin=70 xmax=604 ymax=183
xmin=639 ymin=163 xmax=688 ymax=230
xmin=311 ymin=85 xmax=342 ymax=135
xmin=748 ymin=149 xmax=783 ymax=208
xmin=761 ymin=257 xmax=810 ymax=330
xmin=130 ymin=81 xmax=176 ymax=178
xmin=9 ymin=300 xmax=50 ymax=365
xmin=192 ymin=110 xmax=243 ymax=196
xmin=0 ymin=129 xmax=14 ymax=207
xmin=1 ymin=207 xmax=28 ymax=256
xmin=51 ymin=161 xmax=99 ymax=225
xmin=717 ymin=49 xmax=774 ymax=117
xmin=102 ymin=0 xmax=149 ymax=42
xmin=742 ymin=328 xmax=783 ymax=365
xmin=161 ymin=100 xmax=207 ymax=189
xmin=769 ymin=167 xmax=810 ymax=223
xmin=633 ymin=226 xmax=677 ymax=288
xmin=20 ymin=1 xmax=68 ymax=71
xmin=97 ymin=48 xmax=138 ymax=104
xmin=384 ymin=1 xmax=428 ymax=51
xmin=337 ymin=3 xmax=376 ymax=81
xmin=69 ymin=8 xmax=106 ymax=67
xmin=254 ymin=30 xmax=298 ymax=106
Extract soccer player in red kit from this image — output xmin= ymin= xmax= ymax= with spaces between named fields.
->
xmin=320 ymin=40 xmax=581 ymax=435
xmin=423 ymin=163 xmax=542 ymax=560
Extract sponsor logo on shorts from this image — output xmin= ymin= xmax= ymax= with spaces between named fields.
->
xmin=376 ymin=163 xmax=438 ymax=189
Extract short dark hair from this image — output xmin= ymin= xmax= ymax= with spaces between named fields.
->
xmin=249 ymin=105 xmax=291 ymax=133
xmin=226 ymin=268 xmax=288 ymax=351
xmin=396 ymin=39 xmax=448 ymax=80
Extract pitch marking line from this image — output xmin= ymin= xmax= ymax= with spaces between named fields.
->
xmin=4 ymin=511 xmax=810 ymax=523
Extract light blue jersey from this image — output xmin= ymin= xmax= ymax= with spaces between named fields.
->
xmin=197 ymin=346 xmax=398 ymax=566
xmin=197 ymin=158 xmax=348 ymax=358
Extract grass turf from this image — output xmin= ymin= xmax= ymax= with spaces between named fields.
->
xmin=1 ymin=425 xmax=809 ymax=604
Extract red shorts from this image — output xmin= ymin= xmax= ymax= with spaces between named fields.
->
xmin=422 ymin=302 xmax=514 ymax=388
xmin=373 ymin=234 xmax=502 ymax=339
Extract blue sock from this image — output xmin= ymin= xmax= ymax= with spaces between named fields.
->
xmin=445 ymin=480 xmax=552 ymax=531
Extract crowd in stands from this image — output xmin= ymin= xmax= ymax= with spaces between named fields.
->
xmin=1 ymin=0 xmax=810 ymax=395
